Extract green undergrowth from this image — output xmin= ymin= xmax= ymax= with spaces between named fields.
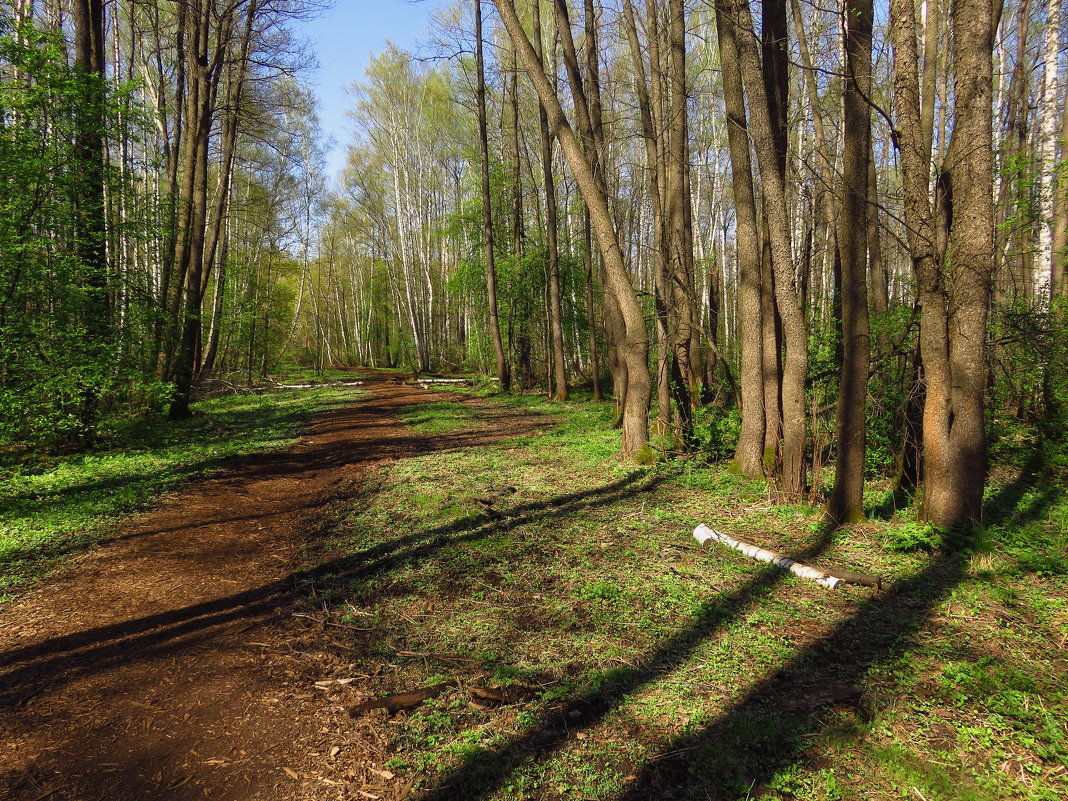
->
xmin=0 ymin=380 xmax=367 ymax=602
xmin=307 ymin=390 xmax=1067 ymax=801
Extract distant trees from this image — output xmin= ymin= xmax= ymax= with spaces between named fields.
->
xmin=2 ymin=0 xmax=1064 ymax=532
xmin=0 ymin=0 xmax=322 ymax=446
xmin=317 ymin=0 xmax=1063 ymax=530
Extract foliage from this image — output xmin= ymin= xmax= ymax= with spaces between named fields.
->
xmin=692 ymin=403 xmax=741 ymax=463
xmin=0 ymin=19 xmax=158 ymax=450
xmin=0 ymin=383 xmax=365 ymax=602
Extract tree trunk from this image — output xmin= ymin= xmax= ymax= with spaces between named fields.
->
xmin=532 ymin=0 xmax=567 ymax=400
xmin=497 ymin=0 xmax=651 ymax=458
xmin=729 ymin=0 xmax=808 ymax=498
xmin=71 ymin=0 xmax=110 ymax=436
xmin=715 ymin=0 xmax=765 ymax=478
xmin=891 ymin=0 xmax=995 ymax=527
xmin=826 ymin=0 xmax=873 ymax=525
xmin=475 ymin=0 xmax=510 ymax=391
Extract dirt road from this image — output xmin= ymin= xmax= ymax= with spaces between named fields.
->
xmin=0 ymin=375 xmax=506 ymax=801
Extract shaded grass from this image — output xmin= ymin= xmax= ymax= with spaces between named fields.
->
xmin=308 ymin=391 xmax=1067 ymax=801
xmin=0 ymin=382 xmax=367 ymax=601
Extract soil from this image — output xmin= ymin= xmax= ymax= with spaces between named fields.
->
xmin=0 ymin=373 xmax=542 ymax=801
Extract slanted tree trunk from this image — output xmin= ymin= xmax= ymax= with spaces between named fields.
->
xmin=475 ymin=0 xmax=510 ymax=392
xmin=497 ymin=0 xmax=651 ymax=458
xmin=826 ymin=0 xmax=873 ymax=525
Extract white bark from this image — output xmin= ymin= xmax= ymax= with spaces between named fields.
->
xmin=1037 ymin=0 xmax=1062 ymax=291
xmin=693 ymin=524 xmax=842 ymax=589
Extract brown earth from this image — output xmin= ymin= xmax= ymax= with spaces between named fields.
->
xmin=0 ymin=373 xmax=543 ymax=801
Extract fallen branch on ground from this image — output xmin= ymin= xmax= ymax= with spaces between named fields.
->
xmin=693 ymin=524 xmax=880 ymax=590
xmin=347 ymin=680 xmax=457 ymax=717
xmin=276 ymin=380 xmax=364 ymax=389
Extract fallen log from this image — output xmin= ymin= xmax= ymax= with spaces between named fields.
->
xmin=693 ymin=524 xmax=880 ymax=590
xmin=347 ymin=680 xmax=457 ymax=717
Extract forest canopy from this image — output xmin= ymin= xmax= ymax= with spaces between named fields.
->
xmin=0 ymin=0 xmax=1065 ymax=532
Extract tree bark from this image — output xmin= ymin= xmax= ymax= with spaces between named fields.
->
xmin=532 ymin=0 xmax=568 ymax=400
xmin=496 ymin=0 xmax=651 ymax=458
xmin=825 ymin=0 xmax=873 ymax=525
xmin=728 ymin=0 xmax=808 ymax=498
xmin=891 ymin=0 xmax=995 ymax=527
xmin=475 ymin=0 xmax=511 ymax=391
xmin=71 ymin=0 xmax=110 ymax=435
xmin=715 ymin=0 xmax=765 ymax=478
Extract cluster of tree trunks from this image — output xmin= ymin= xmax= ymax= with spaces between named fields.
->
xmin=489 ymin=0 xmax=1005 ymax=528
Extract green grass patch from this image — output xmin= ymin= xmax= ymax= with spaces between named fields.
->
xmin=397 ymin=401 xmax=479 ymax=434
xmin=0 ymin=382 xmax=367 ymax=601
xmin=304 ymin=392 xmax=1068 ymax=800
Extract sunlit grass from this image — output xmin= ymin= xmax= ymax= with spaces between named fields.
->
xmin=309 ymin=392 xmax=1067 ymax=801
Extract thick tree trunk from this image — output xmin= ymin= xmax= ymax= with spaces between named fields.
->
xmin=826 ymin=0 xmax=873 ymax=525
xmin=892 ymin=0 xmax=995 ymax=527
xmin=171 ymin=1 xmax=239 ymax=417
xmin=715 ymin=0 xmax=765 ymax=478
xmin=71 ymin=0 xmax=109 ymax=435
xmin=925 ymin=0 xmax=994 ymax=526
xmin=666 ymin=0 xmax=701 ymax=416
xmin=729 ymin=0 xmax=808 ymax=498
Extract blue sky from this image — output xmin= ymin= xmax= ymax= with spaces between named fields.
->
xmin=297 ymin=0 xmax=449 ymax=178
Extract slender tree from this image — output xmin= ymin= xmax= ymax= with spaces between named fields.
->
xmin=495 ymin=0 xmax=651 ymax=458
xmin=475 ymin=0 xmax=511 ymax=390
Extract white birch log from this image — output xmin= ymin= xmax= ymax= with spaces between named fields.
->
xmin=693 ymin=524 xmax=842 ymax=589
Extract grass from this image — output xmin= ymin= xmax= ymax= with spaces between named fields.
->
xmin=0 ymin=378 xmax=367 ymax=602
xmin=2 ymin=376 xmax=1064 ymax=798
xmin=306 ymin=389 xmax=1068 ymax=801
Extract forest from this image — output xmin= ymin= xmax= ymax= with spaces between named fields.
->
xmin=0 ymin=0 xmax=1066 ymax=799
xmin=1 ymin=0 xmax=1065 ymax=525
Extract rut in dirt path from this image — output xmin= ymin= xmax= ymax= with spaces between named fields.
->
xmin=0 ymin=375 xmax=545 ymax=801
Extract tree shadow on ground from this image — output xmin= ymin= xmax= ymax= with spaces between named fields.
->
xmin=417 ymin=526 xmax=845 ymax=801
xmin=0 ymin=471 xmax=661 ymax=707
xmin=414 ymin=542 xmax=965 ymax=801
xmin=983 ymin=447 xmax=1058 ymax=528
xmin=608 ymin=554 xmax=965 ymax=800
xmin=416 ymin=448 xmax=1060 ymax=800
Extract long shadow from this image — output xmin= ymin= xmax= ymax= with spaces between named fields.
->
xmin=0 ymin=390 xmax=556 ymax=592
xmin=417 ymin=542 xmax=964 ymax=801
xmin=867 ymin=484 xmax=916 ymax=521
xmin=610 ymin=554 xmax=965 ymax=799
xmin=0 ymin=471 xmax=661 ymax=708
xmin=417 ymin=527 xmax=843 ymax=801
xmin=418 ymin=450 xmax=1054 ymax=799
xmin=983 ymin=447 xmax=1056 ymax=529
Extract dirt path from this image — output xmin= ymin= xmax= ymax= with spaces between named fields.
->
xmin=0 ymin=374 xmax=534 ymax=801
